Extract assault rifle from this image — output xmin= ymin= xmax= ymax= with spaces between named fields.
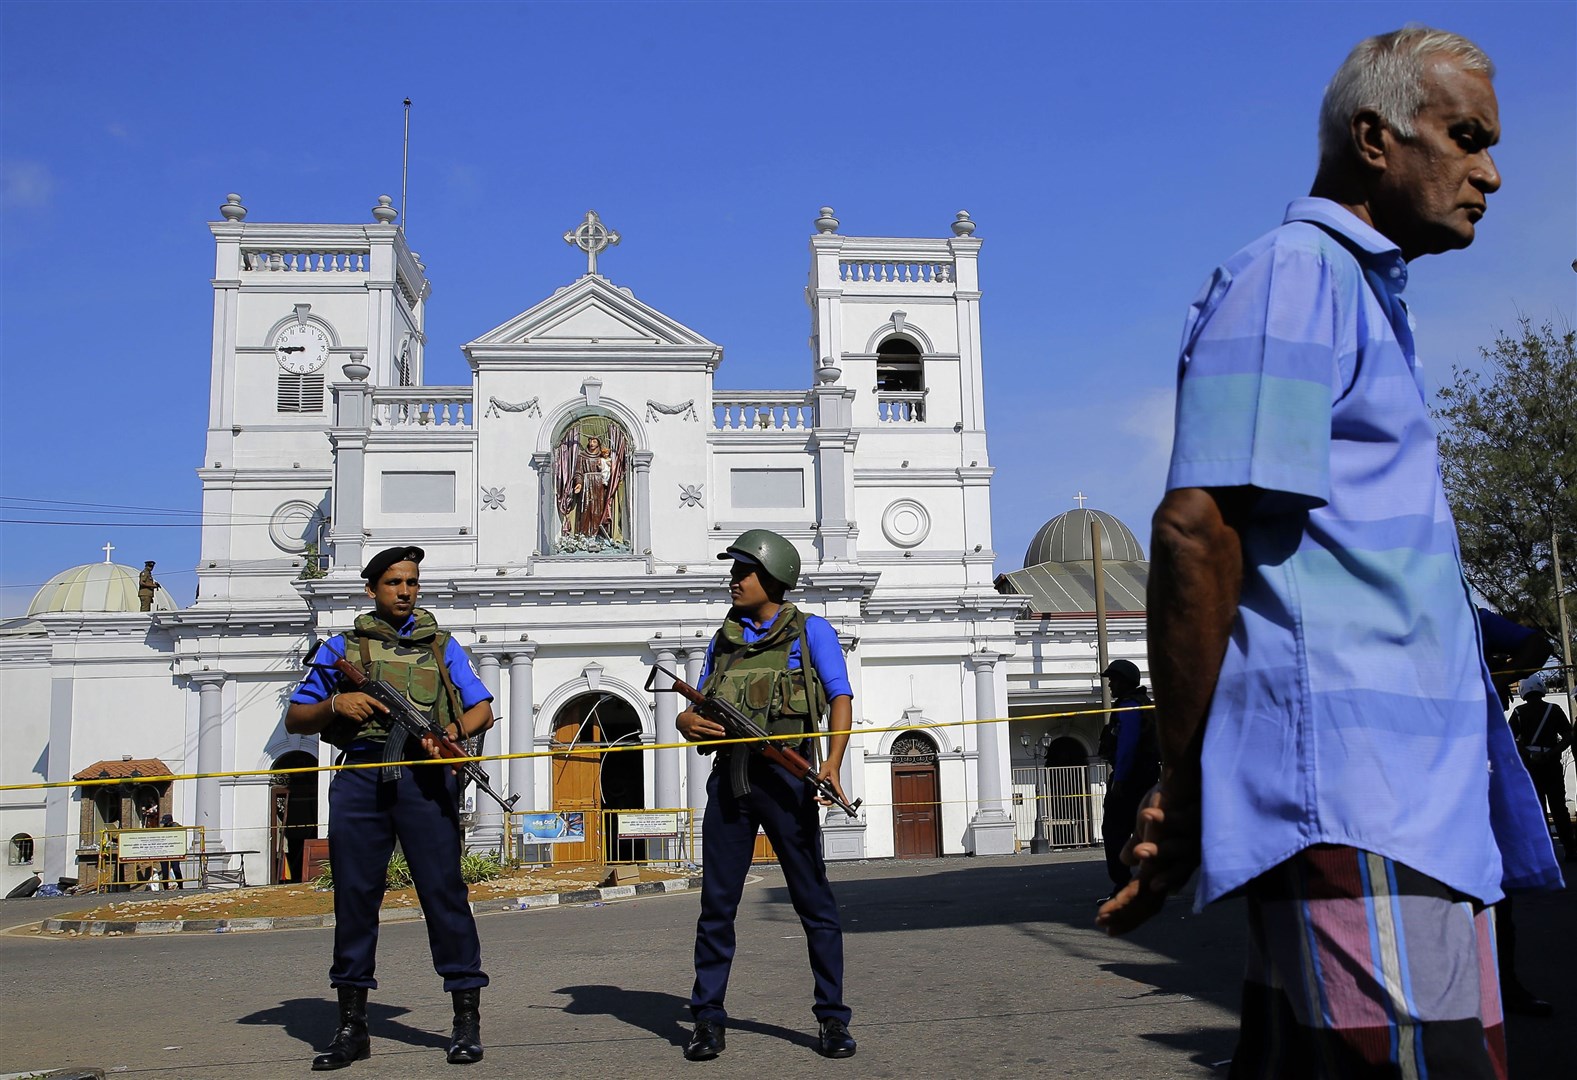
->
xmin=646 ymin=665 xmax=861 ymax=818
xmin=323 ymin=656 xmax=519 ymax=813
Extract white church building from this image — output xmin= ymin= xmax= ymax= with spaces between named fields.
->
xmin=0 ymin=197 xmax=1153 ymax=894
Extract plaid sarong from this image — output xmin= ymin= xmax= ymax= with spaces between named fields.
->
xmin=1231 ymin=844 xmax=1506 ymax=1079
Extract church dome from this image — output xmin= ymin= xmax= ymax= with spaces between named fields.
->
xmin=1024 ymin=507 xmax=1144 ymax=567
xmin=27 ymin=562 xmax=176 ymax=616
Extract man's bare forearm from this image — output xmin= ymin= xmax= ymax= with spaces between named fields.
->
xmin=1147 ymin=487 xmax=1248 ymax=795
xmin=824 ymin=696 xmax=852 ymax=772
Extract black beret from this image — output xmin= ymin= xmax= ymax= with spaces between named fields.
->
xmin=361 ymin=545 xmax=425 ymax=582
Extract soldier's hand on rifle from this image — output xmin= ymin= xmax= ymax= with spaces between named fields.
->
xmin=813 ymin=761 xmax=849 ymax=808
xmin=329 ymin=691 xmax=388 ymax=728
xmin=418 ymin=728 xmax=467 ymax=775
xmin=677 ymin=709 xmax=726 ymax=743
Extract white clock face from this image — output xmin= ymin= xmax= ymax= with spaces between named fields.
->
xmin=274 ymin=324 xmax=330 ymax=374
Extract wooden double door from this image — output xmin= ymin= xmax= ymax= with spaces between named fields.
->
xmin=892 ymin=762 xmax=941 ymax=859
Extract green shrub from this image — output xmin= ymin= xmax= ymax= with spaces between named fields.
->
xmin=460 ymin=852 xmax=505 ymax=884
xmin=311 ymin=850 xmax=500 ymax=891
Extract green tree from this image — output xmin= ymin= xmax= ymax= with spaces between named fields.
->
xmin=1435 ymin=318 xmax=1576 ymax=683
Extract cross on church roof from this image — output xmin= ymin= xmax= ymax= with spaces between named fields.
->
xmin=1074 ymin=492 xmax=1088 ymax=509
xmin=564 ymin=210 xmax=620 ymax=276
xmin=102 ymin=541 xmax=115 ymax=563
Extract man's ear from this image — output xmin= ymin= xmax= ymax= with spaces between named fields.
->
xmin=1350 ymin=108 xmax=1389 ymax=173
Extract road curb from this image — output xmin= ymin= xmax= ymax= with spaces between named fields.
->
xmin=36 ymin=875 xmax=705 ymax=937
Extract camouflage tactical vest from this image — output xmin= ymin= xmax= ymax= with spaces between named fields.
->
xmin=702 ymin=603 xmax=827 ymax=739
xmin=340 ymin=608 xmax=462 ymax=745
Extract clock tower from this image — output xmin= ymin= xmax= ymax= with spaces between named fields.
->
xmin=197 ymin=193 xmax=430 ymax=603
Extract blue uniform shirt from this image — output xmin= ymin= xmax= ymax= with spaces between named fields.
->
xmin=700 ymin=608 xmax=853 ymax=701
xmin=290 ymin=616 xmax=493 ymax=710
xmin=1111 ymin=696 xmax=1146 ymax=786
xmin=1166 ymin=198 xmax=1561 ymax=907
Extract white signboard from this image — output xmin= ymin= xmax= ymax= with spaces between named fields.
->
xmin=616 ymin=811 xmax=680 ymax=838
xmin=118 ymin=828 xmax=188 ymax=861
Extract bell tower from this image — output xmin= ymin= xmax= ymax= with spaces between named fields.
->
xmin=197 ymin=194 xmax=430 ymax=602
xmin=804 ymin=208 xmax=995 ymax=586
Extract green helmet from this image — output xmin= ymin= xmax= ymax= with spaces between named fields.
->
xmin=718 ymin=529 xmax=801 ymax=589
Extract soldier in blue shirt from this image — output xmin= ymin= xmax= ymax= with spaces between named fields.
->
xmin=677 ymin=530 xmax=857 ymax=1062
xmin=1098 ymin=27 xmax=1559 ymax=1079
xmin=287 ymin=546 xmax=495 ymax=1070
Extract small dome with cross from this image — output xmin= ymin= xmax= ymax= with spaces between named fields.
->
xmin=1023 ymin=506 xmax=1144 ymax=567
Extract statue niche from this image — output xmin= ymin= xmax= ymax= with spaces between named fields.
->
xmin=552 ymin=415 xmax=631 ymax=554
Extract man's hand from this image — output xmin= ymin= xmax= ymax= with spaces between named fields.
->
xmin=677 ymin=709 xmax=726 ymax=743
xmin=331 ymin=691 xmax=388 ymax=728
xmin=813 ymin=760 xmax=849 ymax=807
xmin=418 ymin=729 xmax=467 ymax=774
xmin=1095 ymin=782 xmax=1202 ymax=935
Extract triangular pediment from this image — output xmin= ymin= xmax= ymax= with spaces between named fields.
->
xmin=465 ymin=274 xmax=718 ymax=350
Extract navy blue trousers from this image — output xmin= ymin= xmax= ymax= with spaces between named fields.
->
xmin=691 ymin=755 xmax=849 ymax=1024
xmin=327 ymin=760 xmax=487 ymax=992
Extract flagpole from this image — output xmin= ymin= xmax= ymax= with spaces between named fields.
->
xmin=400 ymin=98 xmax=412 ymax=234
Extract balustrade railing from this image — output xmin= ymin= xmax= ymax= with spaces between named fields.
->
xmin=371 ymin=388 xmax=473 ymax=429
xmin=243 ymin=249 xmax=370 ymax=273
xmin=877 ymin=391 xmax=927 ymax=423
xmin=712 ymin=391 xmax=814 ymax=431
xmin=839 ymin=260 xmax=953 ymax=285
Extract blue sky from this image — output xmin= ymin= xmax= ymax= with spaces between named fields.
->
xmin=2 ymin=1 xmax=1573 ymax=615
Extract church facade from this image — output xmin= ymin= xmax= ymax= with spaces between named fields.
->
xmin=1 ymin=197 xmax=1148 ymax=894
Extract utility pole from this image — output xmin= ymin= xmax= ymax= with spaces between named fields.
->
xmin=1091 ymin=516 xmax=1110 ymax=717
xmin=1555 ymin=527 xmax=1573 ymax=689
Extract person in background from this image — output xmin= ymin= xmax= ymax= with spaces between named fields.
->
xmin=138 ymin=560 xmax=159 ymax=612
xmin=1509 ymin=673 xmax=1575 ymax=863
xmin=1477 ymin=606 xmax=1557 ymax=1017
xmin=1097 ymin=659 xmax=1158 ymax=903
xmin=157 ymin=813 xmax=184 ymax=890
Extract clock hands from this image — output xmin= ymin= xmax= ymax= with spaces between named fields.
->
xmin=278 ymin=346 xmax=307 ymax=353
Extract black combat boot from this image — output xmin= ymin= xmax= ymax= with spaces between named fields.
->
xmin=446 ymin=988 xmax=483 ymax=1064
xmin=311 ymin=986 xmax=370 ymax=1070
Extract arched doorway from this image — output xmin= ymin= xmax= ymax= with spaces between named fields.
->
xmin=270 ymin=750 xmax=318 ymax=884
xmin=890 ymin=731 xmax=942 ymax=860
xmin=551 ymin=691 xmax=644 ymax=863
xmin=1043 ymin=737 xmax=1087 ymax=768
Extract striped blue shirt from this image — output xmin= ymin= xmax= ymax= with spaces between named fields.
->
xmin=1166 ymin=198 xmax=1561 ymax=908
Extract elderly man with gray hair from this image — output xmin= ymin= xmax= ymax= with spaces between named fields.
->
xmin=1098 ymin=27 xmax=1563 ymax=1078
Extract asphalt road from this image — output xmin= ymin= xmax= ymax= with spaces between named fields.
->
xmin=2 ymin=851 xmax=1572 ymax=1079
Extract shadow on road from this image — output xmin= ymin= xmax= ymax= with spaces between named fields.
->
xmin=550 ymin=984 xmax=817 ymax=1051
xmin=237 ymin=996 xmax=448 ymax=1053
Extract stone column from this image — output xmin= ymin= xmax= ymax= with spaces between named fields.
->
xmin=634 ymin=450 xmax=654 ymax=562
xmin=327 ymin=367 xmax=372 ymax=574
xmin=965 ymin=654 xmax=1015 ymax=856
xmin=507 ymin=646 xmax=538 ymax=817
xmin=471 ymin=652 xmax=504 ymax=851
xmin=650 ymin=643 xmax=680 ymax=808
xmin=191 ymin=672 xmax=228 ymax=849
xmin=42 ymin=671 xmax=76 ymax=885
xmin=531 ymin=451 xmax=553 ymax=555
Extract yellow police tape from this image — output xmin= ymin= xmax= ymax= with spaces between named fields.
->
xmin=0 ymin=702 xmax=1154 ymax=793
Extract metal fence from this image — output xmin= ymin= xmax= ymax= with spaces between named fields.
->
xmin=1010 ymin=764 xmax=1108 ymax=850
